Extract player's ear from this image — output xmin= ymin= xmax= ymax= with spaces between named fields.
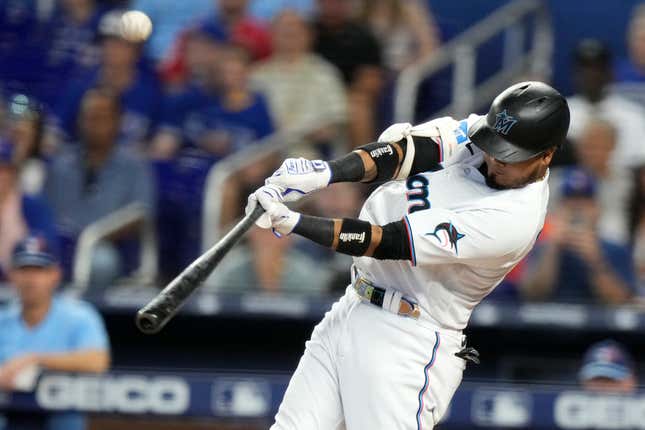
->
xmin=541 ymin=147 xmax=557 ymax=165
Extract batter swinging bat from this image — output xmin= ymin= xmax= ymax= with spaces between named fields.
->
xmin=135 ymin=204 xmax=265 ymax=334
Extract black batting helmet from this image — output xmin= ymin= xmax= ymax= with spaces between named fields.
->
xmin=468 ymin=81 xmax=570 ymax=163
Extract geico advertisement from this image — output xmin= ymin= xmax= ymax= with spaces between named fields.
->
xmin=555 ymin=392 xmax=645 ymax=429
xmin=35 ymin=374 xmax=190 ymax=414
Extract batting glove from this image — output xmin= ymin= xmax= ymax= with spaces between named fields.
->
xmin=246 ymin=185 xmax=301 ymax=236
xmin=265 ymin=158 xmax=331 ymax=202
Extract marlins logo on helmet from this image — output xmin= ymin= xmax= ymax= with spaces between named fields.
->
xmin=493 ymin=109 xmax=518 ymax=135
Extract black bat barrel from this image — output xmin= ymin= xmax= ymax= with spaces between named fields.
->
xmin=135 ymin=204 xmax=265 ymax=334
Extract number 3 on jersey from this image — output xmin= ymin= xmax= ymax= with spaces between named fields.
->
xmin=406 ymin=175 xmax=430 ymax=213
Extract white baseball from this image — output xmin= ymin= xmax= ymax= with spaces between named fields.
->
xmin=120 ymin=10 xmax=153 ymax=43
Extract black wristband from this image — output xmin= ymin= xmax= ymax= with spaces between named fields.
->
xmin=358 ymin=141 xmax=401 ymax=182
xmin=328 ymin=152 xmax=365 ymax=183
xmin=336 ymin=218 xmax=372 ymax=256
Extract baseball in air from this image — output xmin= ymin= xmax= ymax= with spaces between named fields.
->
xmin=120 ymin=10 xmax=153 ymax=43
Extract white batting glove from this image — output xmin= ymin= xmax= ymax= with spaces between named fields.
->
xmin=265 ymin=158 xmax=331 ymax=202
xmin=245 ymin=185 xmax=301 ymax=236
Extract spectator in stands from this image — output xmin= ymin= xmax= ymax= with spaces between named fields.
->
xmin=249 ymin=0 xmax=314 ymax=22
xmin=51 ymin=9 xmax=161 ymax=147
xmin=551 ymin=119 xmax=633 ymax=245
xmin=200 ymin=0 xmax=272 ymax=61
xmin=0 ymin=235 xmax=110 ymax=430
xmin=0 ymin=1 xmax=52 ymax=99
xmin=155 ymin=41 xmax=274 ymax=279
xmin=313 ymin=0 xmax=384 ymax=147
xmin=567 ymin=39 xmax=645 ymax=168
xmin=166 ymin=44 xmax=274 ymax=159
xmin=614 ymin=3 xmax=645 ymax=107
xmin=358 ymin=0 xmax=439 ymax=74
xmin=579 ymin=340 xmax=637 ymax=393
xmin=45 ymin=88 xmax=155 ymax=283
xmin=314 ymin=0 xmax=383 ymax=86
xmin=176 ymin=44 xmax=274 ymax=253
xmin=0 ymin=140 xmax=56 ymax=280
xmin=151 ymin=25 xmax=226 ymax=159
xmin=4 ymin=94 xmax=47 ymax=196
xmin=210 ymin=226 xmax=328 ymax=294
xmin=131 ymin=0 xmax=213 ymax=62
xmin=520 ymin=168 xmax=635 ymax=305
xmin=251 ymin=10 xmax=348 ymax=158
xmin=40 ymin=0 xmax=107 ymax=107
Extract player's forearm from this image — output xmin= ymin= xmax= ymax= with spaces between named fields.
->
xmin=37 ymin=350 xmax=110 ymax=373
xmin=293 ymin=215 xmax=411 ymax=260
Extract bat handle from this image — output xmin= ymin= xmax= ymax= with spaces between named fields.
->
xmin=246 ymin=200 xmax=266 ymax=223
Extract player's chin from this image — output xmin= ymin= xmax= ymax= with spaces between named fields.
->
xmin=485 ymin=173 xmax=526 ymax=190
xmin=485 ymin=174 xmax=510 ymax=190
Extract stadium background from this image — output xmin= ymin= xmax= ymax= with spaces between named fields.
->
xmin=1 ymin=0 xmax=645 ymax=429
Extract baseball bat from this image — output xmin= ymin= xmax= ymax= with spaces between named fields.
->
xmin=135 ymin=204 xmax=265 ymax=334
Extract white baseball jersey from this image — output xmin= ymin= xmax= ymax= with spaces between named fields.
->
xmin=354 ymin=114 xmax=550 ymax=331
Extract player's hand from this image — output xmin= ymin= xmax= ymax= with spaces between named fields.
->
xmin=246 ymin=185 xmax=301 ymax=236
xmin=265 ymin=158 xmax=331 ymax=202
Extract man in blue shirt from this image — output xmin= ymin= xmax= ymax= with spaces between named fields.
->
xmin=0 ymin=235 xmax=110 ymax=430
xmin=46 ymin=87 xmax=156 ymax=279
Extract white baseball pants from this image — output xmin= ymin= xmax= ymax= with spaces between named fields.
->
xmin=271 ymin=287 xmax=466 ymax=430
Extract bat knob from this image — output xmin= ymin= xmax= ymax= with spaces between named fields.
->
xmin=136 ymin=311 xmax=161 ymax=334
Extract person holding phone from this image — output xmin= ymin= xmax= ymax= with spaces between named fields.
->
xmin=520 ymin=168 xmax=635 ymax=304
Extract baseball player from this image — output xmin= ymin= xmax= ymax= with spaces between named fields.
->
xmin=247 ymin=81 xmax=570 ymax=429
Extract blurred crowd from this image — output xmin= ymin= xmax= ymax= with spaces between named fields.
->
xmin=2 ymin=0 xmax=645 ymax=309
xmin=0 ymin=0 xmax=440 ymax=292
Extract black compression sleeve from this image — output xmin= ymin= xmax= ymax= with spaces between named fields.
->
xmin=373 ymin=221 xmax=411 ymax=260
xmin=328 ymin=152 xmax=365 ymax=183
xmin=293 ymin=215 xmax=335 ymax=247
xmin=408 ymin=136 xmax=442 ymax=175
